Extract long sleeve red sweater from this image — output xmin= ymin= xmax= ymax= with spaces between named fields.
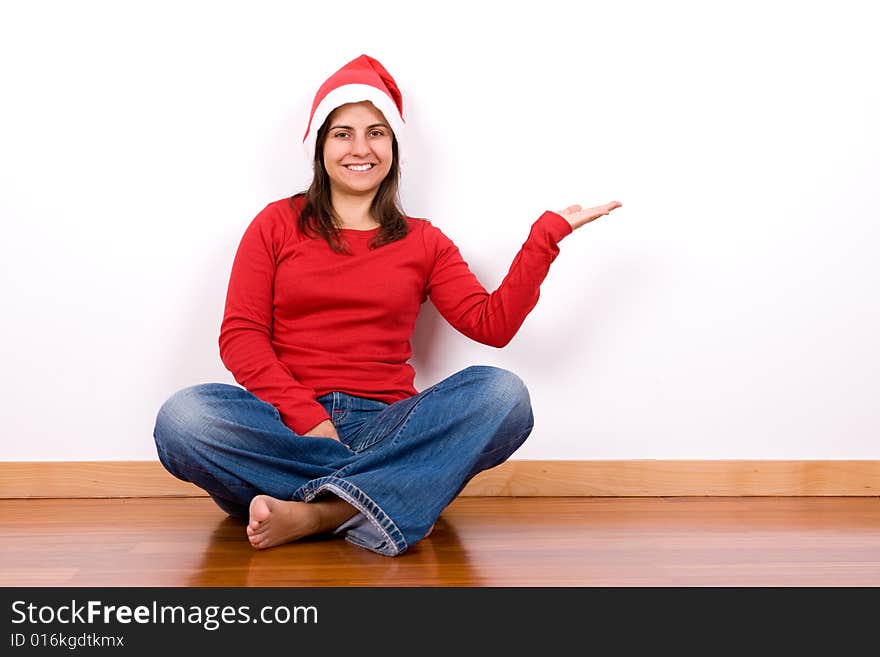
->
xmin=219 ymin=195 xmax=573 ymax=435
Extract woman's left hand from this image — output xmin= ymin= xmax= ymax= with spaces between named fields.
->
xmin=557 ymin=201 xmax=622 ymax=230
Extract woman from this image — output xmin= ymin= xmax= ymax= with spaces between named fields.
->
xmin=153 ymin=54 xmax=621 ymax=556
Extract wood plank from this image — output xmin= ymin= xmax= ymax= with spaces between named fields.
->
xmin=0 ymin=461 xmax=204 ymax=498
xmin=1 ymin=496 xmax=879 ymax=586
xmin=1 ymin=460 xmax=879 ymax=499
xmin=461 ymin=459 xmax=880 ymax=496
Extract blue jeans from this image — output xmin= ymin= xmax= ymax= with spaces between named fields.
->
xmin=153 ymin=365 xmax=533 ymax=556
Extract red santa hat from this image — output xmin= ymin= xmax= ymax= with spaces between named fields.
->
xmin=302 ymin=54 xmax=405 ymax=161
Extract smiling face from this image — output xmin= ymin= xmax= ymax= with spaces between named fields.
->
xmin=321 ymin=101 xmax=394 ymax=200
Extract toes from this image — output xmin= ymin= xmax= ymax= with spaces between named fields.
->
xmin=248 ymin=529 xmax=268 ymax=548
xmin=248 ymin=495 xmax=274 ymax=524
xmin=247 ymin=520 xmax=270 ymax=538
xmin=250 ymin=535 xmax=273 ymax=550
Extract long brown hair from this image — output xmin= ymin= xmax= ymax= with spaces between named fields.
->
xmin=294 ymin=114 xmax=408 ymax=254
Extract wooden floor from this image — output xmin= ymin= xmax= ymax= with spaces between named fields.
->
xmin=1 ymin=496 xmax=879 ymax=586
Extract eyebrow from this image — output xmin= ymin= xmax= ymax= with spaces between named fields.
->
xmin=328 ymin=123 xmax=390 ymax=131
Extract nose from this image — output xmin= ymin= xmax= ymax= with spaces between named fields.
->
xmin=350 ymin=132 xmax=371 ymax=155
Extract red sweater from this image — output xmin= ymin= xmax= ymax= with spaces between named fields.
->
xmin=219 ymin=195 xmax=573 ymax=434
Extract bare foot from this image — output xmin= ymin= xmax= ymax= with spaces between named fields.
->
xmin=247 ymin=494 xmax=358 ymax=550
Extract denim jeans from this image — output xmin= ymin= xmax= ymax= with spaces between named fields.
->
xmin=153 ymin=365 xmax=533 ymax=556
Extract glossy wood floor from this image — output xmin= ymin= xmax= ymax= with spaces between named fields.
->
xmin=2 ymin=496 xmax=879 ymax=586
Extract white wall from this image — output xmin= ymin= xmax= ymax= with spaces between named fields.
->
xmin=1 ymin=0 xmax=877 ymax=460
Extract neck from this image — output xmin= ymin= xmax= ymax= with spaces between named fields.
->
xmin=330 ymin=190 xmax=380 ymax=229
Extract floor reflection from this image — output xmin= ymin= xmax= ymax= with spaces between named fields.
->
xmin=186 ymin=514 xmax=483 ymax=586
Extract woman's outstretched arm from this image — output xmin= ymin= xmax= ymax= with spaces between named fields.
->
xmin=425 ymin=200 xmax=622 ymax=348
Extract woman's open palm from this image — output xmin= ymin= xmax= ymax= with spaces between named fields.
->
xmin=558 ymin=201 xmax=622 ymax=230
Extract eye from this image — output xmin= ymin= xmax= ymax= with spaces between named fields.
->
xmin=333 ymin=131 xmax=350 ymax=139
xmin=370 ymin=129 xmax=386 ymax=137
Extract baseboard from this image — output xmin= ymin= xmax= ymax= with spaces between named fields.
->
xmin=1 ymin=460 xmax=878 ymax=498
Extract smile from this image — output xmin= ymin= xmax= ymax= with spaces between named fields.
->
xmin=344 ymin=164 xmax=375 ymax=172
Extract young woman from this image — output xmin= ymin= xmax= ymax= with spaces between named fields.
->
xmin=153 ymin=54 xmax=621 ymax=557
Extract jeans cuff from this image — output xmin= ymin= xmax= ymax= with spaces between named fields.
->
xmin=294 ymin=476 xmax=408 ymax=557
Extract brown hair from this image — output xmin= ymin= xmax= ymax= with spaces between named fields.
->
xmin=293 ymin=114 xmax=408 ymax=254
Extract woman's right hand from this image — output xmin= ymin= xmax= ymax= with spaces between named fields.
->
xmin=303 ymin=419 xmax=341 ymax=441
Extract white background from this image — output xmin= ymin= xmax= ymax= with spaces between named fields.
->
xmin=1 ymin=1 xmax=877 ymax=460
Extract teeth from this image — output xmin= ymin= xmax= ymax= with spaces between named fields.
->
xmin=345 ymin=164 xmax=373 ymax=171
